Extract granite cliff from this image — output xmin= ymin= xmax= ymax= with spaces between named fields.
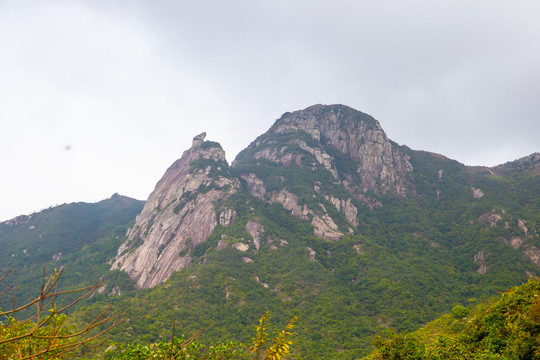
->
xmin=111 ymin=133 xmax=240 ymax=288
xmin=112 ymin=104 xmax=416 ymax=287
xmin=110 ymin=104 xmax=539 ymax=292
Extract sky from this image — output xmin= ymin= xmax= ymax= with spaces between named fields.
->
xmin=1 ymin=0 xmax=539 ymax=221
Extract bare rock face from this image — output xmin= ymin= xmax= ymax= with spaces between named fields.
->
xmin=111 ymin=135 xmax=239 ymax=288
xmin=525 ymin=246 xmax=540 ymax=267
xmin=270 ymin=190 xmax=307 ymax=219
xmin=3 ymin=215 xmax=32 ymax=226
xmin=478 ymin=209 xmax=502 ymax=227
xmin=474 ymin=250 xmax=487 ymax=274
xmin=471 ymin=187 xmax=485 ymax=199
xmin=246 ymin=221 xmax=264 ymax=251
xmin=324 ymin=195 xmax=359 ymax=227
xmin=312 ymin=214 xmax=342 ymax=241
xmin=272 ymin=105 xmax=413 ymax=195
xmin=241 ymin=173 xmax=267 ymax=199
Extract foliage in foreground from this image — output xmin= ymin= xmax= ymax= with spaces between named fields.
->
xmin=105 ymin=311 xmax=297 ymax=360
xmin=0 ymin=268 xmax=124 ymax=359
xmin=364 ymin=279 xmax=540 ymax=359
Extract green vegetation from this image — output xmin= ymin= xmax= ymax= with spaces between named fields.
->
xmin=0 ymin=269 xmax=124 ymax=359
xmin=0 ymin=194 xmax=143 ymax=313
xmin=363 ymin=279 xmax=540 ymax=359
xmin=1 ymin=108 xmax=538 ymax=358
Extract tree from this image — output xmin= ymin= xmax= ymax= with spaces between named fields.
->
xmin=0 ymin=268 xmax=125 ymax=359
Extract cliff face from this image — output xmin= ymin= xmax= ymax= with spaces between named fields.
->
xmin=111 ymin=133 xmax=239 ymax=288
xmin=233 ymin=104 xmax=412 ymax=240
xmin=271 ymin=104 xmax=413 ymax=195
xmin=113 ymin=105 xmax=415 ymax=286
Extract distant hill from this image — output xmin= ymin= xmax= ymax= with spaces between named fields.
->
xmin=0 ymin=194 xmax=143 ymax=310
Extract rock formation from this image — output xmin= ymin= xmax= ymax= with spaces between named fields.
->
xmin=112 ymin=105 xmax=421 ymax=286
xmin=111 ymin=133 xmax=239 ymax=288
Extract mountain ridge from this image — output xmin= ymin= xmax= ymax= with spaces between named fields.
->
xmin=109 ymin=104 xmax=540 ymax=290
xmin=1 ymin=104 xmax=539 ymax=358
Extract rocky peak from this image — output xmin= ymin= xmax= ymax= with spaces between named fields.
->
xmin=493 ymin=152 xmax=540 ymax=175
xmin=275 ymin=104 xmax=413 ymax=195
xmin=192 ymin=132 xmax=207 ymax=147
xmin=236 ymin=104 xmax=413 ymax=196
xmin=111 ymin=135 xmax=239 ymax=288
xmin=231 ymin=104 xmax=413 ymax=241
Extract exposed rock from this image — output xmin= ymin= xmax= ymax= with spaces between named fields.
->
xmin=243 ymin=257 xmax=254 ymax=263
xmin=510 ymin=237 xmax=524 ymax=249
xmin=471 ymin=187 xmax=485 ymax=199
xmin=109 ymin=285 xmax=122 ymax=297
xmin=52 ymin=252 xmax=63 ymax=261
xmin=219 ymin=208 xmax=236 ymax=226
xmin=294 ymin=139 xmax=339 ymax=179
xmin=270 ymin=189 xmax=342 ymax=240
xmin=216 ymin=240 xmax=228 ymax=250
xmin=492 ymin=152 xmax=540 ymax=174
xmin=241 ymin=173 xmax=267 ymax=199
xmin=111 ymin=137 xmax=239 ymax=288
xmin=280 ymin=239 xmax=288 ymax=246
xmin=253 ymin=146 xmax=302 ymax=167
xmin=474 ymin=251 xmax=487 ymax=274
xmin=235 ymin=104 xmax=413 ymax=197
xmin=353 ymin=244 xmax=364 ymax=254
xmin=253 ymin=276 xmax=269 ymax=288
xmin=518 ymin=219 xmax=528 ymax=235
xmin=3 ymin=215 xmax=32 ymax=226
xmin=324 ymin=195 xmax=359 ymax=227
xmin=192 ymin=132 xmax=206 ymax=147
xmin=246 ymin=221 xmax=264 ymax=251
xmin=312 ymin=214 xmax=342 ymax=241
xmin=525 ymin=246 xmax=540 ymax=266
xmin=270 ymin=190 xmax=308 ymax=219
xmin=307 ymin=247 xmax=316 ymax=261
xmin=438 ymin=169 xmax=443 ymax=181
xmin=272 ymin=105 xmax=413 ymax=195
xmin=478 ymin=209 xmax=502 ymax=227
xmin=232 ymin=243 xmax=249 ymax=252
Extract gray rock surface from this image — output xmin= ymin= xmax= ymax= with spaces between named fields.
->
xmin=111 ymin=137 xmax=239 ymax=288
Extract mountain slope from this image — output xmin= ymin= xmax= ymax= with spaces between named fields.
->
xmin=0 ymin=194 xmax=143 ymax=309
xmin=2 ymin=104 xmax=538 ymax=358
xmin=74 ymin=104 xmax=539 ymax=358
xmin=362 ymin=279 xmax=540 ymax=359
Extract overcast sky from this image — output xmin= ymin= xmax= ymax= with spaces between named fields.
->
xmin=1 ymin=0 xmax=539 ymax=221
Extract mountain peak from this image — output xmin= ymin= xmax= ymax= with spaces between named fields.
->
xmin=237 ymin=104 xmax=412 ymax=196
xmin=192 ymin=131 xmax=207 ymax=148
xmin=111 ymin=134 xmax=238 ymax=288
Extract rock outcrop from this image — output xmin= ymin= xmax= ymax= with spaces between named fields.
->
xmin=232 ymin=104 xmax=413 ymax=241
xmin=269 ymin=104 xmax=413 ymax=195
xmin=111 ymin=133 xmax=239 ymax=288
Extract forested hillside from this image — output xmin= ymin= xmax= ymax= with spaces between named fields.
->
xmin=1 ymin=105 xmax=538 ymax=359
xmin=363 ymin=279 xmax=540 ymax=359
xmin=0 ymin=194 xmax=143 ymax=311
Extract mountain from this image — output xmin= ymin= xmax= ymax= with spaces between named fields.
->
xmin=111 ymin=134 xmax=240 ymax=288
xmin=2 ymin=104 xmax=539 ymax=358
xmin=111 ymin=104 xmax=540 ymax=289
xmin=0 ymin=194 xmax=143 ymax=309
